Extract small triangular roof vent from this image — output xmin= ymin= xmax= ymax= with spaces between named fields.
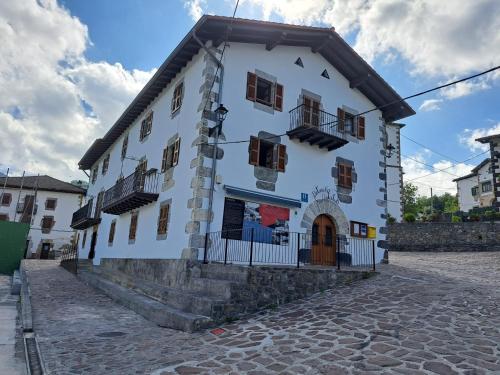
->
xmin=294 ymin=57 xmax=304 ymax=67
xmin=321 ymin=69 xmax=330 ymax=79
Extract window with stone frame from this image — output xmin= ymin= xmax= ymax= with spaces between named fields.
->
xmin=102 ymin=154 xmax=110 ymax=175
xmin=249 ymin=136 xmax=286 ymax=172
xmin=140 ymin=112 xmax=153 ymax=141
xmin=0 ymin=213 xmax=8 ymax=221
xmin=108 ymin=220 xmax=116 ymax=245
xmin=1 ymin=192 xmax=12 ymax=206
xmin=121 ymin=134 xmax=129 ymax=160
xmin=41 ymin=216 xmax=55 ymax=234
xmin=351 ymin=221 xmax=368 ymax=238
xmin=337 ymin=108 xmax=366 ymax=140
xmin=171 ymin=82 xmax=184 ymax=114
xmin=337 ymin=163 xmax=353 ymax=189
xmin=161 ymin=138 xmax=181 ymax=173
xmin=246 ymin=72 xmax=283 ymax=111
xmin=129 ymin=212 xmax=138 ymax=242
xmin=471 ymin=186 xmax=479 ymax=196
xmin=45 ymin=198 xmax=57 ymax=211
xmin=91 ymin=166 xmax=98 ymax=184
xmin=481 ymin=180 xmax=492 ymax=193
xmin=157 ymin=204 xmax=170 ymax=236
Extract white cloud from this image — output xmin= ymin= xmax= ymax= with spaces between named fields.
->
xmin=401 ymin=153 xmax=474 ymax=196
xmin=459 ymin=122 xmax=500 ymax=152
xmin=419 ymin=99 xmax=442 ymax=112
xmin=0 ymin=0 xmax=154 ymax=180
xmin=440 ymin=79 xmax=491 ymax=100
xmin=184 ymin=0 xmax=206 ymax=21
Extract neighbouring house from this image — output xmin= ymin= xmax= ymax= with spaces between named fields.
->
xmin=0 ymin=175 xmax=85 ymax=258
xmin=476 ymin=133 xmax=500 ymax=212
xmin=73 ymin=16 xmax=414 ymax=267
xmin=454 ymin=159 xmax=494 ymax=212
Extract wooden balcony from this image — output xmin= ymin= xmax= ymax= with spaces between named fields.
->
xmin=101 ymin=169 xmax=160 ymax=215
xmin=287 ymin=104 xmax=348 ymax=151
xmin=70 ymin=199 xmax=101 ymax=230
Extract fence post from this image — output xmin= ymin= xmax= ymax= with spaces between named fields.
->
xmin=203 ymin=233 xmax=209 ymax=264
xmin=249 ymin=228 xmax=254 ymax=267
xmin=337 ymin=236 xmax=341 ymax=271
xmin=224 ymin=237 xmax=228 ymax=265
xmin=296 ymin=232 xmax=300 ymax=269
xmin=372 ymin=240 xmax=376 ymax=272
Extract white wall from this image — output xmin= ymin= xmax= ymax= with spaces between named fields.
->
xmin=456 ymin=176 xmax=479 ymax=212
xmin=0 ymin=187 xmax=82 ymax=255
xmin=386 ymin=124 xmax=403 ymax=221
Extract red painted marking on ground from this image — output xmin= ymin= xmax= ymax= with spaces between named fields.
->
xmin=210 ymin=328 xmax=226 ymax=336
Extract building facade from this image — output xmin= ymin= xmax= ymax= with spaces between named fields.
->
xmin=385 ymin=123 xmax=404 ymax=222
xmin=74 ymin=16 xmax=414 ymax=266
xmin=0 ymin=175 xmax=85 ymax=258
xmin=477 ymin=133 xmax=500 ymax=212
xmin=454 ymin=159 xmax=494 ymax=212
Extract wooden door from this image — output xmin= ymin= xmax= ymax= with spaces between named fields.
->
xmin=88 ymin=231 xmax=97 ymax=260
xmin=40 ymin=243 xmax=50 ymax=259
xmin=303 ymin=97 xmax=320 ymax=127
xmin=311 ymin=215 xmax=336 ymax=266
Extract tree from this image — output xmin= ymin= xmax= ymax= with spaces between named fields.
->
xmin=402 ymin=183 xmax=419 ymax=214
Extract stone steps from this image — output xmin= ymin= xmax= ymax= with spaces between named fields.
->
xmin=79 ymin=271 xmax=213 ymax=332
xmin=95 ymin=268 xmax=228 ymax=318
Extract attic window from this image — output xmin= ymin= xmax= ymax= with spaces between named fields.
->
xmin=294 ymin=57 xmax=304 ymax=68
xmin=321 ymin=69 xmax=330 ymax=79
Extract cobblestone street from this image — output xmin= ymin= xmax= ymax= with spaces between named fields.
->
xmin=26 ymin=252 xmax=500 ymax=374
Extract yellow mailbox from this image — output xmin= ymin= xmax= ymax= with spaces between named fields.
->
xmin=368 ymin=226 xmax=377 ymax=239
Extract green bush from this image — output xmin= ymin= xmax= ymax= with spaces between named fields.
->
xmin=469 ymin=213 xmax=480 ymax=222
xmin=451 ymin=215 xmax=461 ymax=223
xmin=404 ymin=213 xmax=416 ymax=223
xmin=387 ymin=214 xmax=396 ymax=224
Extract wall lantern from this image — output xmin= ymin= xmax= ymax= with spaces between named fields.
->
xmin=385 ymin=143 xmax=395 ymax=158
xmin=215 ymin=103 xmax=229 ymax=123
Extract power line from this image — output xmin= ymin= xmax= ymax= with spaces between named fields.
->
xmin=202 ymin=64 xmax=500 ymax=146
xmin=401 ymin=154 xmax=460 ymax=178
xmin=400 ymin=134 xmax=460 ymax=163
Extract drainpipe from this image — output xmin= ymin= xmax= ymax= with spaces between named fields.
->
xmin=192 ymin=30 xmax=225 ymax=238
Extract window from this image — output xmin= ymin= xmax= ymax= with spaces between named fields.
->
xmin=351 ymin=221 xmax=368 ymax=238
xmin=91 ymin=166 xmax=98 ymax=184
xmin=129 ymin=212 xmax=138 ymax=242
xmin=157 ymin=204 xmax=170 ymax=236
xmin=337 ymin=164 xmax=353 ymax=188
xmin=95 ymin=191 xmax=105 ymax=219
xmin=337 ymin=108 xmax=365 ymax=140
xmin=108 ymin=221 xmax=116 ymax=245
xmin=45 ymin=198 xmax=57 ymax=211
xmin=249 ymin=136 xmax=286 ymax=172
xmin=121 ymin=134 xmax=128 ymax=160
xmin=471 ymin=186 xmax=479 ymax=196
xmin=481 ymin=181 xmax=492 ymax=193
xmin=82 ymin=230 xmax=87 ymax=248
xmin=0 ymin=214 xmax=8 ymax=221
xmin=171 ymin=82 xmax=184 ymax=114
xmin=161 ymin=138 xmax=181 ymax=172
xmin=102 ymin=154 xmax=110 ymax=175
xmin=246 ymin=72 xmax=283 ymax=111
xmin=303 ymin=97 xmax=320 ymax=127
xmin=1 ymin=193 xmax=12 ymax=206
xmin=140 ymin=112 xmax=153 ymax=141
xmin=41 ymin=216 xmax=54 ymax=234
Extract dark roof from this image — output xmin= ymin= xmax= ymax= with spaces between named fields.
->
xmin=452 ymin=158 xmax=490 ymax=182
xmin=476 ymin=133 xmax=500 ymax=144
xmin=78 ymin=15 xmax=415 ymax=170
xmin=0 ymin=175 xmax=86 ymax=194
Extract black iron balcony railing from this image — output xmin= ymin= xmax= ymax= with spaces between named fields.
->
xmin=288 ymin=104 xmax=348 ymax=151
xmin=102 ymin=169 xmax=160 ymax=215
xmin=70 ymin=198 xmax=101 ymax=230
xmin=204 ymin=227 xmax=376 ymax=272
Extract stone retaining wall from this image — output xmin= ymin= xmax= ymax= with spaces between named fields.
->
xmin=387 ymin=222 xmax=500 ymax=252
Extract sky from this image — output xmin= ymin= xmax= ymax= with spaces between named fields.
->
xmin=0 ymin=0 xmax=499 ymax=196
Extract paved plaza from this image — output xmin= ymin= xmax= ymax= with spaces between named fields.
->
xmin=25 ymin=252 xmax=500 ymax=374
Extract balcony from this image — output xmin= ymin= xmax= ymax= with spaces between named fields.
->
xmin=70 ymin=199 xmax=101 ymax=230
xmin=287 ymin=104 xmax=348 ymax=151
xmin=101 ymin=169 xmax=160 ymax=215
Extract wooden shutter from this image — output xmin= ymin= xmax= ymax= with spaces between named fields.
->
xmin=338 ymin=164 xmax=352 ymax=188
xmin=161 ymin=148 xmax=168 ymax=172
xmin=249 ymin=136 xmax=260 ymax=166
xmin=129 ymin=213 xmax=138 ymax=240
xmin=108 ymin=221 xmax=116 ymax=244
xmin=338 ymin=164 xmax=345 ymax=187
xmin=303 ymin=97 xmax=312 ymax=126
xmin=337 ymin=108 xmax=345 ymax=132
xmin=172 ymin=138 xmax=181 ymax=167
xmin=276 ymin=144 xmax=286 ymax=172
xmin=246 ymin=72 xmax=257 ymax=101
xmin=1 ymin=193 xmax=11 ymax=206
xmin=274 ymin=83 xmax=284 ymax=111
xmin=157 ymin=205 xmax=170 ymax=235
xmin=121 ymin=135 xmax=128 ymax=159
xmin=312 ymin=100 xmax=320 ymax=127
xmin=357 ymin=116 xmax=365 ymax=140
xmin=346 ymin=166 xmax=352 ymax=188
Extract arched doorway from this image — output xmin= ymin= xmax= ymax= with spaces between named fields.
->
xmin=312 ymin=214 xmax=336 ymax=266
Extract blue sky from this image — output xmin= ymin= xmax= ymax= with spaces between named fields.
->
xmin=0 ymin=0 xmax=499 ymax=194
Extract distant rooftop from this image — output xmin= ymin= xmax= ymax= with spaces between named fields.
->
xmin=0 ymin=175 xmax=86 ymax=194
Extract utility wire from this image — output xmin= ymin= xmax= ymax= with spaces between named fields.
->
xmin=400 ymin=134 xmax=460 ymax=163
xmin=401 ymin=154 xmax=460 ymax=178
xmin=201 ymin=64 xmax=500 ymax=146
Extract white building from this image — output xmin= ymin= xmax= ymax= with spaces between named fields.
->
xmin=74 ymin=16 xmax=414 ymax=266
xmin=386 ymin=123 xmax=404 ymax=222
xmin=0 ymin=175 xmax=85 ymax=258
xmin=454 ymin=159 xmax=494 ymax=212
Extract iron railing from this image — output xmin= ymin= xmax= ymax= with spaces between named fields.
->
xmin=102 ymin=169 xmax=160 ymax=210
xmin=60 ymin=245 xmax=78 ymax=275
xmin=71 ymin=198 xmax=99 ymax=227
xmin=289 ymin=104 xmax=347 ymax=140
xmin=203 ymin=227 xmax=376 ymax=271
